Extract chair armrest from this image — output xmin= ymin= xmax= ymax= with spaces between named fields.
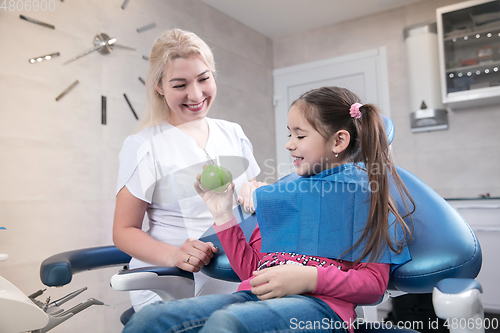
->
xmin=200 ymin=251 xmax=241 ymax=282
xmin=197 ymin=206 xmax=257 ymax=282
xmin=110 ymin=267 xmax=195 ymax=301
xmin=40 ymin=246 xmax=132 ymax=287
xmin=198 ymin=231 xmax=241 ymax=282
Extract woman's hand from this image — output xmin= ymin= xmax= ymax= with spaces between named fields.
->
xmin=174 ymin=239 xmax=219 ymax=273
xmin=249 ymin=265 xmax=318 ymax=300
xmin=194 ymin=171 xmax=235 ymax=225
xmin=237 ymin=180 xmax=267 ymax=213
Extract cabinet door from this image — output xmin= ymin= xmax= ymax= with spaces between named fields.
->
xmin=273 ymin=47 xmax=390 ymax=179
xmin=448 ymin=199 xmax=500 ymax=313
xmin=437 ymin=0 xmax=500 ymax=109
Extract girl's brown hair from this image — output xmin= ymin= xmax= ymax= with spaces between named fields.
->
xmin=293 ymin=86 xmax=414 ymax=263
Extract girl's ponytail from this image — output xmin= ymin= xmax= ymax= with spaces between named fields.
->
xmin=352 ymin=104 xmax=414 ymax=263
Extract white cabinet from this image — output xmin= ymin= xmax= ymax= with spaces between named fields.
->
xmin=437 ymin=0 xmax=500 ymax=109
xmin=447 ymin=198 xmax=500 ymax=313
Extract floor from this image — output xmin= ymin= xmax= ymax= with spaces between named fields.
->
xmin=377 ymin=297 xmax=500 ymax=333
xmin=484 ymin=313 xmax=500 ymax=333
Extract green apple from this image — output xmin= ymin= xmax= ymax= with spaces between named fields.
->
xmin=200 ymin=164 xmax=233 ymax=193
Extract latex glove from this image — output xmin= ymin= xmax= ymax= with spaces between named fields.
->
xmin=249 ymin=265 xmax=318 ymax=300
xmin=194 ymin=171 xmax=235 ymax=225
xmin=237 ymin=180 xmax=267 ymax=213
xmin=174 ymin=238 xmax=219 ymax=273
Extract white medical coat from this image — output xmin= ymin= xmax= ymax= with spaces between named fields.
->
xmin=116 ymin=118 xmax=260 ymax=309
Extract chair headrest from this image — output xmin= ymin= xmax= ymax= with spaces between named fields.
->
xmin=381 ymin=115 xmax=394 ymax=145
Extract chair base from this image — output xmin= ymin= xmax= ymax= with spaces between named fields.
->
xmin=120 ymin=307 xmax=135 ymax=326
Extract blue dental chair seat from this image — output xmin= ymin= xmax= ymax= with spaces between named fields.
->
xmin=39 ymin=116 xmax=482 ymax=331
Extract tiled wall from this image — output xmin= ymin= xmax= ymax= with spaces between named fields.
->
xmin=273 ymin=0 xmax=500 ymax=199
xmin=0 ymin=1 xmax=273 ymax=332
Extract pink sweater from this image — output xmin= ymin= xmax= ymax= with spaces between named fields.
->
xmin=214 ymin=216 xmax=390 ymax=331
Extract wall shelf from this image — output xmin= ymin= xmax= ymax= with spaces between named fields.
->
xmin=437 ymin=0 xmax=500 ymax=109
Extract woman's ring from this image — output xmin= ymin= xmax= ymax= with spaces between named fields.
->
xmin=185 ymin=255 xmax=191 ymax=263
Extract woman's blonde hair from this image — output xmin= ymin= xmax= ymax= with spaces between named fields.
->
xmin=136 ymin=29 xmax=216 ymax=132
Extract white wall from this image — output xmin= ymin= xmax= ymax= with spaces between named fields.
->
xmin=0 ymin=1 xmax=274 ymax=332
xmin=273 ymin=0 xmax=500 ymax=199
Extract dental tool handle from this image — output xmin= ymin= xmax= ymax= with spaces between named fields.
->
xmin=51 ymin=286 xmax=87 ymax=307
xmin=58 ymin=298 xmax=104 ymax=317
xmin=28 ymin=288 xmax=46 ymax=299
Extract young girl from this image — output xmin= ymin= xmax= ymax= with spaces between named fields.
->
xmin=122 ymin=86 xmax=414 ymax=333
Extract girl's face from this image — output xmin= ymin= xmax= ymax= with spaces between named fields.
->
xmin=157 ymin=55 xmax=217 ymax=126
xmin=285 ymin=105 xmax=337 ymax=176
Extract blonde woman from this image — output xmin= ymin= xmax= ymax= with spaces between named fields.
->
xmin=113 ymin=29 xmax=260 ymax=312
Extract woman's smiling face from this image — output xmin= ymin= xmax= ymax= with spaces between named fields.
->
xmin=157 ymin=54 xmax=217 ymax=126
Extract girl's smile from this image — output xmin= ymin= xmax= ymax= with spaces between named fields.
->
xmin=292 ymin=155 xmax=304 ymax=167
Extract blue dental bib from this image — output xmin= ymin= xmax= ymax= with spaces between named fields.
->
xmin=255 ymin=163 xmax=411 ymax=266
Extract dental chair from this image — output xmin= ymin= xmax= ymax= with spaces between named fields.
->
xmin=38 ymin=117 xmax=483 ymax=333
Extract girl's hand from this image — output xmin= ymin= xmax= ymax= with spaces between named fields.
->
xmin=237 ymin=180 xmax=267 ymax=213
xmin=249 ymin=265 xmax=318 ymax=300
xmin=194 ymin=172 xmax=235 ymax=225
xmin=174 ymin=239 xmax=219 ymax=273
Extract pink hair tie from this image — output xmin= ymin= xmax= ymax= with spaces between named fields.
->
xmin=349 ymin=103 xmax=363 ymax=119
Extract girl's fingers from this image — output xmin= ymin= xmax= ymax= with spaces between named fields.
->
xmin=194 ymin=182 xmax=204 ymax=196
xmin=205 ymin=241 xmax=219 ymax=253
xmin=249 ymin=194 xmax=255 ymax=213
xmin=238 ymin=181 xmax=265 ymax=213
xmin=249 ymin=270 xmax=268 ymax=287
xmin=194 ymin=181 xmax=211 ymax=196
xmin=250 ymin=282 xmax=274 ymax=299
